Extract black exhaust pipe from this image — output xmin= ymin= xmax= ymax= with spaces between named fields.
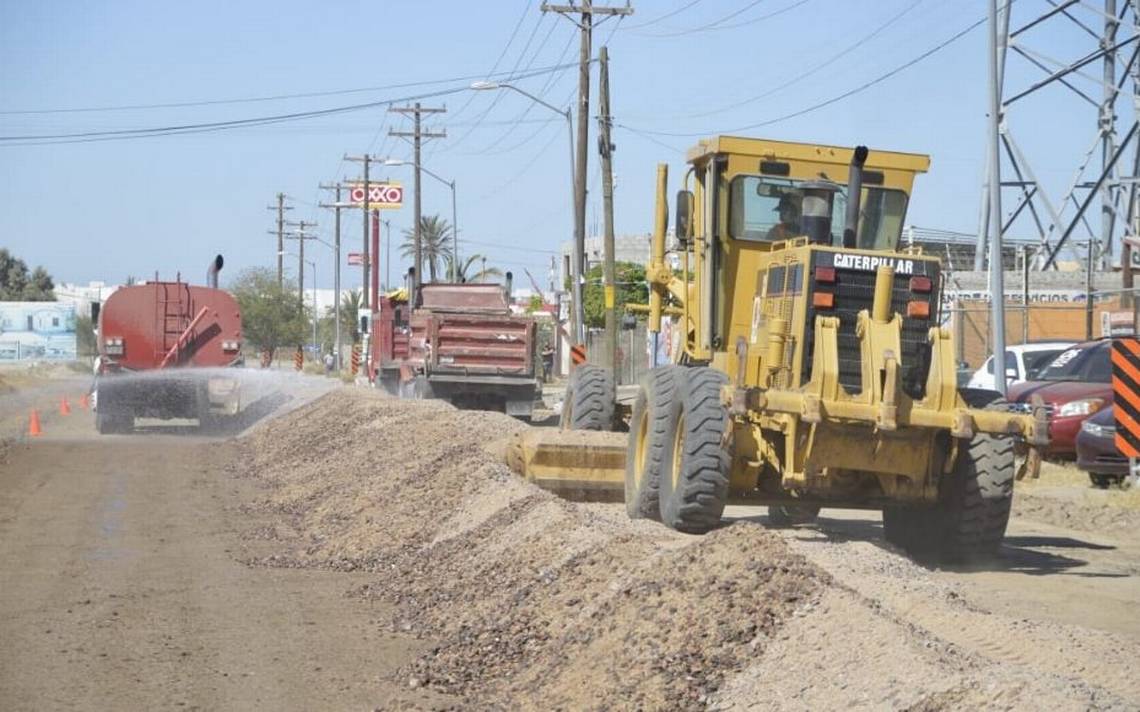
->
xmin=207 ymin=254 xmax=224 ymax=288
xmin=843 ymin=146 xmax=869 ymax=249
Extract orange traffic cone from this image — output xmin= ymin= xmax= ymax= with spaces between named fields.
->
xmin=79 ymin=393 xmax=90 ymax=410
xmin=28 ymin=410 xmax=42 ymax=437
xmin=59 ymin=397 xmax=71 ymax=416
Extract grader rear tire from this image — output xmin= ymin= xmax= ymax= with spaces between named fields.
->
xmin=560 ymin=364 xmax=615 ymax=431
xmin=659 ymin=368 xmax=730 ymax=534
xmin=624 ymin=366 xmax=684 ymax=521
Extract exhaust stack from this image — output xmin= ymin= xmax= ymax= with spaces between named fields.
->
xmin=843 ymin=146 xmax=869 ymax=249
xmin=207 ymin=254 xmax=224 ymax=288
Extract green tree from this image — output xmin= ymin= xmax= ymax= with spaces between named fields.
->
xmin=75 ymin=313 xmax=98 ymax=360
xmin=338 ymin=288 xmax=363 ymax=343
xmin=229 ymin=267 xmax=309 ymax=355
xmin=446 ymin=252 xmax=503 ymax=283
xmin=400 ymin=214 xmax=453 ymax=282
xmin=0 ymin=249 xmax=56 ymax=301
xmin=582 ymin=261 xmax=648 ymax=329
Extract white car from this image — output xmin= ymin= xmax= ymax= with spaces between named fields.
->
xmin=966 ymin=341 xmax=1076 ymax=391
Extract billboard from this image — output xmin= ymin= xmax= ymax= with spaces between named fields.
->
xmin=0 ymin=302 xmax=77 ymax=361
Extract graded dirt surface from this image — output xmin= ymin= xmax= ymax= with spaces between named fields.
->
xmin=3 ymin=382 xmax=1140 ymax=710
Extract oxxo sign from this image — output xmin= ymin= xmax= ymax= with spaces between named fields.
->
xmin=348 ymin=182 xmax=403 ymax=209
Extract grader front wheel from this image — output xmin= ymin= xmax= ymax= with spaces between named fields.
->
xmin=624 ymin=366 xmax=684 ymax=520
xmin=658 ymin=368 xmax=730 ymax=534
xmin=883 ymin=429 xmax=1015 ymax=561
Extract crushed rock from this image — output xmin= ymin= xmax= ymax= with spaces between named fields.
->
xmin=235 ymin=388 xmax=1137 ymax=710
xmin=237 ymin=388 xmax=825 ymax=709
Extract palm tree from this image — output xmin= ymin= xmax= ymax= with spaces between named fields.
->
xmin=400 ymin=215 xmax=453 ymax=282
xmin=446 ymin=253 xmax=504 ymax=283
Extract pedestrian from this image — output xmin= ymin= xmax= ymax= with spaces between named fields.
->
xmin=324 ymin=352 xmax=334 ymax=374
xmin=541 ymin=342 xmax=555 ymax=382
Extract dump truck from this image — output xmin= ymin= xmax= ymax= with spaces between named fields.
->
xmin=370 ymin=278 xmax=540 ymax=418
xmin=506 ymin=136 xmax=1048 ymax=561
xmin=92 ymin=255 xmax=243 ymax=433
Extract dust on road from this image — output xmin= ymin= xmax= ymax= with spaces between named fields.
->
xmin=0 ymin=379 xmax=443 ymax=711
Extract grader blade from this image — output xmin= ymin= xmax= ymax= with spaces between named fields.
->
xmin=503 ymin=430 xmax=626 ymax=502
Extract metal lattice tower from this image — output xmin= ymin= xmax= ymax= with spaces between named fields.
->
xmin=977 ymin=0 xmax=1140 ymax=273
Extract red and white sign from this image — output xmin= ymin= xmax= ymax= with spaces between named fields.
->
xmin=347 ymin=252 xmax=364 ymax=266
xmin=347 ymin=182 xmax=403 ymax=209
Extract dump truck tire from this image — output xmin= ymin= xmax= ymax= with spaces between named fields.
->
xmin=624 ymin=366 xmax=684 ymax=520
xmin=560 ymin=364 xmax=615 ymax=431
xmin=659 ymin=367 xmax=730 ymax=534
xmin=767 ymin=504 xmax=821 ymax=527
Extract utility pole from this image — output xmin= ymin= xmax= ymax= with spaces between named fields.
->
xmin=542 ymin=1 xmax=632 ymax=351
xmin=597 ymin=45 xmax=619 ymax=378
xmin=344 ymin=154 xmax=385 ymax=310
xmin=266 ymin=193 xmax=293 ymax=288
xmin=319 ymin=183 xmax=348 ymax=369
xmin=389 ymin=103 xmax=447 ymax=296
xmin=284 ymin=220 xmax=318 ymax=315
xmin=986 ymin=0 xmax=1008 ymax=395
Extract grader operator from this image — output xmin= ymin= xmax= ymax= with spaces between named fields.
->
xmin=507 ymin=136 xmax=1048 ymax=562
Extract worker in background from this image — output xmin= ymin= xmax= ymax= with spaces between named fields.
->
xmin=766 ymin=194 xmax=801 ymax=241
xmin=541 ymin=342 xmax=554 ymax=382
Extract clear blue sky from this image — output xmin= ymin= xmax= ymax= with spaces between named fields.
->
xmin=0 ymin=0 xmax=1100 ymax=293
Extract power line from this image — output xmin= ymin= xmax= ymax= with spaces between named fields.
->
xmin=446 ymin=0 xmax=536 ymax=125
xmin=447 ymin=10 xmax=553 ymax=152
xmin=630 ymin=0 xmax=807 ymax=37
xmin=463 ymin=20 xmax=569 ymax=154
xmin=0 ymin=59 xmax=580 ymax=116
xmin=619 ymin=0 xmax=704 ymax=30
xmin=618 ymin=9 xmax=988 ymax=138
xmin=645 ymin=0 xmax=926 ymax=121
xmin=0 ymin=62 xmax=578 ymax=146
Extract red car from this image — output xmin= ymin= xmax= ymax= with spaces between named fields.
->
xmin=1006 ymin=340 xmax=1113 ymax=457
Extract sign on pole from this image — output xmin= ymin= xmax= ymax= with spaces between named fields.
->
xmin=347 ymin=182 xmax=404 ymax=210
xmin=347 ymin=252 xmax=364 ymax=266
xmin=1110 ymin=338 xmax=1140 ymax=457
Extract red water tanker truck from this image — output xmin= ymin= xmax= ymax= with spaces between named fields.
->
xmin=92 ymin=255 xmax=243 ymax=433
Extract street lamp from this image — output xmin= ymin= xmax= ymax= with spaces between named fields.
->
xmin=384 ymin=159 xmax=458 ymax=283
xmin=471 ymin=80 xmax=583 ymax=344
xmin=279 ymin=251 xmax=319 ymax=353
xmin=306 ymin=233 xmax=342 ymax=368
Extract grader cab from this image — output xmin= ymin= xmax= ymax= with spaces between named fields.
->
xmin=507 ymin=136 xmax=1048 ymax=561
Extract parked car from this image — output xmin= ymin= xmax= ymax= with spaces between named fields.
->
xmin=966 ymin=341 xmax=1076 ymax=391
xmin=1076 ymin=406 xmax=1128 ymax=487
xmin=1006 ymin=340 xmax=1112 ymax=457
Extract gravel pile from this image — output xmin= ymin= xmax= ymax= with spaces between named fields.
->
xmin=238 ymin=388 xmax=1137 ymax=710
xmin=239 ymin=388 xmax=826 ymax=709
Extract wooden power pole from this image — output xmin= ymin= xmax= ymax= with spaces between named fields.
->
xmin=542 ymin=1 xmax=633 ymax=353
xmin=389 ymin=103 xmax=447 ymax=297
xmin=266 ymin=193 xmax=293 ymax=289
xmin=597 ymin=45 xmax=619 ymax=377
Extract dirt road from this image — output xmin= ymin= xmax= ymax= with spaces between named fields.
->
xmin=0 ymin=382 xmax=444 ymax=711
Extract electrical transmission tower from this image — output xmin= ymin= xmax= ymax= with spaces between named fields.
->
xmin=979 ymin=0 xmax=1140 ymax=276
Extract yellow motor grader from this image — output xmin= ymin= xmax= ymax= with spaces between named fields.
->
xmin=507 ymin=136 xmax=1048 ymax=561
